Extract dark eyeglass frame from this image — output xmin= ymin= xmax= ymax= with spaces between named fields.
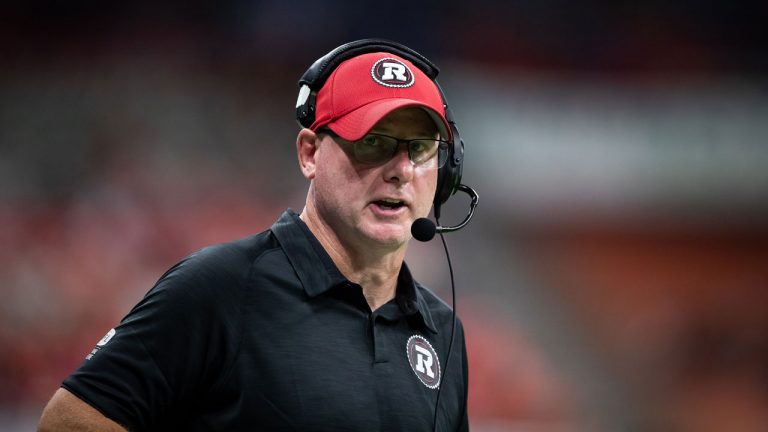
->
xmin=318 ymin=129 xmax=450 ymax=169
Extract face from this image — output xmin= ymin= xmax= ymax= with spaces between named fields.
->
xmin=308 ymin=107 xmax=440 ymax=250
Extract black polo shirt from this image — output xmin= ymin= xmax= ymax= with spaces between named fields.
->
xmin=63 ymin=210 xmax=469 ymax=431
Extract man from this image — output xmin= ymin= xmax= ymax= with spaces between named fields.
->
xmin=39 ymin=41 xmax=470 ymax=431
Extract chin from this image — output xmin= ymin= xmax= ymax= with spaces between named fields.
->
xmin=360 ymin=223 xmax=410 ymax=247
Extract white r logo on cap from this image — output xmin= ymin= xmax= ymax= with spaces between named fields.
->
xmin=371 ymin=58 xmax=415 ymax=88
xmin=380 ymin=62 xmax=408 ymax=81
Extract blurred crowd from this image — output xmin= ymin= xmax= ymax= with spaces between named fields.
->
xmin=2 ymin=2 xmax=767 ymax=431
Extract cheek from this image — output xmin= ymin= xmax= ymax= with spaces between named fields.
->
xmin=423 ymin=167 xmax=439 ymax=191
xmin=414 ymin=169 xmax=438 ymax=208
xmin=313 ymin=150 xmax=364 ymax=203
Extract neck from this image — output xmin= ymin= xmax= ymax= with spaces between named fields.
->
xmin=300 ymin=201 xmax=407 ymax=311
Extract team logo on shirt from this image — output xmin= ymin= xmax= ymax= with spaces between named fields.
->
xmin=371 ymin=58 xmax=415 ymax=88
xmin=406 ymin=335 xmax=440 ymax=389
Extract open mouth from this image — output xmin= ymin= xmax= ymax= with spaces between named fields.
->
xmin=373 ymin=199 xmax=406 ymax=210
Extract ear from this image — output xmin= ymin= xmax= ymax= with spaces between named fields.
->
xmin=296 ymin=128 xmax=320 ymax=180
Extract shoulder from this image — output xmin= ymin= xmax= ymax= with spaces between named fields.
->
xmin=127 ymin=230 xmax=283 ymax=320
xmin=161 ymin=231 xmax=280 ymax=288
xmin=414 ymin=282 xmax=466 ymax=334
xmin=413 ymin=282 xmax=453 ymax=316
xmin=180 ymin=230 xmax=281 ymax=279
xmin=112 ymin=230 xmax=287 ymax=365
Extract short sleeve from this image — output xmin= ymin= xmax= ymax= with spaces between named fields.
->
xmin=62 ymin=244 xmax=248 ymax=430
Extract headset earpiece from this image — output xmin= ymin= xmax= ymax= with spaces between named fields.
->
xmin=434 ymin=130 xmax=463 ymax=218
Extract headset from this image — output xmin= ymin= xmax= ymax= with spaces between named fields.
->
xmin=295 ymin=38 xmax=465 ymax=220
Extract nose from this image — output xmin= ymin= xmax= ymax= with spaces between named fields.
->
xmin=382 ymin=146 xmax=415 ymax=185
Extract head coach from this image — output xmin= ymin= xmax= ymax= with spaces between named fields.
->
xmin=39 ymin=39 xmax=474 ymax=432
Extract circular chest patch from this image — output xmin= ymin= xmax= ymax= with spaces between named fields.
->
xmin=406 ymin=335 xmax=441 ymax=389
xmin=371 ymin=57 xmax=415 ymax=88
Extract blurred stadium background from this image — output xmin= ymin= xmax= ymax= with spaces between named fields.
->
xmin=2 ymin=1 xmax=767 ymax=431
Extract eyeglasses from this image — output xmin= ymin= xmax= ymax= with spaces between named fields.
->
xmin=320 ymin=129 xmax=450 ymax=169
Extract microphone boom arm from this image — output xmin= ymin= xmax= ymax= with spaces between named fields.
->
xmin=437 ymin=184 xmax=479 ymax=234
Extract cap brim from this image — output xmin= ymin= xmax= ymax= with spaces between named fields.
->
xmin=326 ymin=99 xmax=451 ymax=142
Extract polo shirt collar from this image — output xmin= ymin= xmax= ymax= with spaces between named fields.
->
xmin=271 ymin=210 xmax=438 ymax=334
xmin=395 ymin=262 xmax=438 ymax=333
xmin=271 ymin=210 xmax=347 ymax=296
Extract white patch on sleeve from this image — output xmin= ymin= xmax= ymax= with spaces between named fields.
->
xmin=96 ymin=328 xmax=116 ymax=346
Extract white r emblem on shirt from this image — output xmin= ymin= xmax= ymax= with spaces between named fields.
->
xmin=406 ymin=335 xmax=441 ymax=389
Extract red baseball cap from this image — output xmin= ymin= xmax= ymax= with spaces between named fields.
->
xmin=308 ymin=52 xmax=451 ymax=141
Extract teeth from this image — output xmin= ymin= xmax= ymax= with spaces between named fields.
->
xmin=376 ymin=199 xmax=403 ymax=209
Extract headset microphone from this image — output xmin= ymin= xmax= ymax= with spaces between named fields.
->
xmin=411 ymin=184 xmax=479 ymax=242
